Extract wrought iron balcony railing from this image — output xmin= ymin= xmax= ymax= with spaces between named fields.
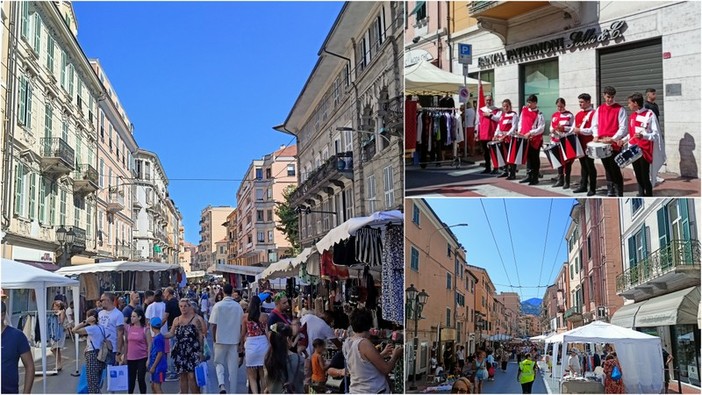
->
xmin=71 ymin=164 xmax=99 ymax=194
xmin=469 ymin=1 xmax=497 ymax=14
xmin=564 ymin=306 xmax=581 ymax=319
xmin=69 ymin=226 xmax=87 ymax=250
xmin=616 ymin=240 xmax=701 ymax=293
xmin=40 ymin=137 xmax=75 ymax=174
xmin=290 ymin=152 xmax=353 ymax=204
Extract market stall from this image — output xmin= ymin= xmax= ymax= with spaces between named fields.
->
xmin=405 ymin=60 xmax=489 ymax=95
xmin=560 ymin=321 xmax=664 ymax=393
xmin=1 ymin=258 xmax=80 ymax=394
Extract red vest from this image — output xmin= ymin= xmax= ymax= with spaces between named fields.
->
xmin=596 ymin=103 xmax=622 ymax=138
xmin=478 ymin=107 xmax=499 ymax=141
xmin=498 ymin=111 xmax=517 ymax=132
xmin=520 ymin=107 xmax=542 ymax=149
xmin=550 ymin=111 xmax=573 ymax=143
xmin=575 ymin=109 xmax=595 ymax=145
xmin=628 ymin=109 xmax=655 ymax=163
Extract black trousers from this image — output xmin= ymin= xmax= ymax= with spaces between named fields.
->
xmin=601 ymin=156 xmax=623 ymax=193
xmin=127 ymin=357 xmax=147 ymax=394
xmin=578 ymin=156 xmax=597 ymax=191
xmin=526 ymin=145 xmax=540 ymax=180
xmin=481 ymin=141 xmax=491 ymax=170
xmin=559 ymin=161 xmax=573 ymax=178
xmin=521 ymin=380 xmax=534 ymax=394
xmin=632 ymin=157 xmax=653 ymax=196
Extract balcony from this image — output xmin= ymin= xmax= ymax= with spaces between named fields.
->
xmin=132 ymin=190 xmax=142 ymax=209
xmin=107 ymin=188 xmax=125 ymax=213
xmin=290 ymin=152 xmax=353 ymax=206
xmin=564 ymin=306 xmax=582 ymax=322
xmin=616 ymin=240 xmax=701 ymax=300
xmin=40 ymin=137 xmax=75 ymax=177
xmin=115 ymin=243 xmax=131 ymax=260
xmin=71 ymin=164 xmax=99 ymax=195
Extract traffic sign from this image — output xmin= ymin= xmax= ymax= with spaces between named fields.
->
xmin=458 ymin=43 xmax=472 ymax=64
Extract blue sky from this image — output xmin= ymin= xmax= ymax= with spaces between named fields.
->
xmin=422 ymin=198 xmax=576 ymax=302
xmin=73 ymin=2 xmax=344 ymax=243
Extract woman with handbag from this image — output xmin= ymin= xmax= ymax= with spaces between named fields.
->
xmin=603 ymin=353 xmax=624 ymax=393
xmin=166 ymin=298 xmax=206 ymax=394
xmin=73 ymin=309 xmax=106 ymax=393
xmin=472 ymin=350 xmax=489 ymax=394
xmin=124 ymin=308 xmax=149 ymax=394
xmin=263 ymin=323 xmax=303 ymax=394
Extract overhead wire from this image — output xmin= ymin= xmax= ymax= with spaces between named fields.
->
xmin=535 ymin=199 xmax=554 ymax=299
xmin=502 ymin=199 xmax=523 ymax=300
xmin=479 ymin=199 xmax=515 ymax=293
xmin=546 ymin=201 xmax=575 ymax=286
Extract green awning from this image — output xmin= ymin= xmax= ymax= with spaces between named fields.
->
xmin=410 ymin=1 xmax=425 ymax=16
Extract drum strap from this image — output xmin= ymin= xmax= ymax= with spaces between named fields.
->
xmin=580 ymin=110 xmax=594 ymax=128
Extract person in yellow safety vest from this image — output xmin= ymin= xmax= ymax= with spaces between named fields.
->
xmin=518 ymin=352 xmax=537 ymax=394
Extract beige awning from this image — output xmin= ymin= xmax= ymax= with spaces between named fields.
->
xmin=634 ymin=286 xmax=700 ymax=327
xmin=610 ymin=301 xmax=645 ymax=329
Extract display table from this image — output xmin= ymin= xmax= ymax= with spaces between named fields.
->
xmin=561 ymin=378 xmax=604 ymax=394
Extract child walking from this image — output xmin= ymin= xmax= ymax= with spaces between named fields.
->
xmin=311 ymin=339 xmax=329 ymax=393
xmin=148 ymin=318 xmax=168 ymax=394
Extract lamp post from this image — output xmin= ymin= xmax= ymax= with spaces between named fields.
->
xmin=56 ymin=225 xmax=76 ymax=268
xmin=406 ymin=284 xmax=429 ymax=391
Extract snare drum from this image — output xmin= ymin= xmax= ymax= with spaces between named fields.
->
xmin=586 ymin=142 xmax=613 ymax=160
xmin=615 ymin=144 xmax=643 ymax=168
xmin=543 ymin=143 xmax=564 ymax=169
xmin=487 ymin=141 xmax=506 ymax=168
xmin=506 ymin=135 xmax=528 ymax=165
xmin=559 ymin=132 xmax=585 ymax=161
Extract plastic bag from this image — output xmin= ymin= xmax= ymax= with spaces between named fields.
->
xmin=195 ymin=361 xmax=208 ymax=387
xmin=107 ymin=364 xmax=128 ymax=391
xmin=611 ymin=365 xmax=622 ymax=381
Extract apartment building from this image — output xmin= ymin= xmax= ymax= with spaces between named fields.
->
xmin=554 ymin=262 xmax=570 ymax=333
xmin=468 ymin=265 xmax=497 ymax=347
xmin=496 ymin=291 xmax=521 ymax=336
xmin=405 ymin=198 xmax=472 ymax=378
xmin=1 ymin=1 xmax=103 ymax=267
xmin=214 ymin=238 xmax=227 ymax=265
xmin=565 ymin=204 xmax=586 ymax=329
xmin=611 ymin=198 xmax=699 ymax=389
xmin=235 ymin=146 xmax=296 ymax=267
xmin=274 ymin=2 xmax=404 ymax=250
xmin=223 ymin=209 xmax=238 ymax=265
xmin=90 ymin=60 xmax=138 ymax=262
xmin=197 ymin=205 xmax=232 ymax=271
xmin=164 ymin=198 xmax=181 ymax=264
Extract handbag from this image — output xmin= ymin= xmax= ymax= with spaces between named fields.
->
xmin=107 ymin=365 xmax=129 ymax=391
xmin=611 ymin=364 xmax=622 ymax=381
xmin=96 ymin=326 xmax=113 ymax=363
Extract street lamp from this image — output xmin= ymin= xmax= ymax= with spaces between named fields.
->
xmin=406 ymin=284 xmax=429 ymax=391
xmin=336 ymin=126 xmax=394 ymax=145
xmin=56 ymin=225 xmax=76 ymax=267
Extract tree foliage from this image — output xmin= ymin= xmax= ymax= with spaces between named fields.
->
xmin=275 ymin=185 xmax=300 ymax=255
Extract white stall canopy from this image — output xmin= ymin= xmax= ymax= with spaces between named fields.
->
xmin=405 ymin=60 xmax=491 ymax=95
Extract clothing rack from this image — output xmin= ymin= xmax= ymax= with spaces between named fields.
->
xmin=415 ymin=107 xmax=467 ymax=169
xmin=15 ymin=310 xmax=62 ymax=376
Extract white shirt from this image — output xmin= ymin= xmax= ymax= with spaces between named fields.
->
xmin=301 ymin=314 xmax=336 ymax=356
xmin=627 ymin=108 xmax=660 ymax=142
xmin=208 ymin=296 xmax=244 ymax=345
xmin=261 ymin=301 xmax=276 ymax=313
xmin=84 ymin=324 xmax=106 ymax=352
xmin=200 ymin=298 xmax=210 ymax=314
xmin=520 ymin=107 xmax=546 ymax=137
xmin=457 ymin=350 xmax=465 ymax=360
xmin=568 ymin=354 xmax=581 ymax=373
xmin=491 ymin=111 xmax=519 ymax=137
xmin=145 ymin=301 xmax=168 ymax=335
xmin=566 ymin=107 xmax=596 ymax=135
xmin=591 ymin=104 xmax=628 ymax=140
xmin=98 ymin=307 xmax=123 ymax=351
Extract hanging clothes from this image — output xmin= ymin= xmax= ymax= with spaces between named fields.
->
xmin=306 ymin=252 xmax=321 ymax=277
xmin=381 ymin=225 xmax=403 ymax=324
xmin=47 ymin=313 xmax=63 ymax=342
xmin=321 ymin=250 xmax=350 ymax=279
xmin=364 ymin=268 xmax=378 ymax=309
xmin=82 ymin=273 xmax=100 ymax=300
xmin=332 ymin=237 xmax=356 ymax=267
xmin=355 ymin=227 xmax=383 ymax=267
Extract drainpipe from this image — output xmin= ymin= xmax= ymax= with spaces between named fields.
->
xmin=321 ymin=45 xmax=363 ymax=216
xmin=2 ymin=1 xmax=20 ymax=226
xmin=446 ymin=1 xmax=453 ymax=73
xmin=437 ymin=2 xmax=442 ymax=69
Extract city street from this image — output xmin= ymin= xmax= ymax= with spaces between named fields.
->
xmin=406 ymin=154 xmax=700 ymax=198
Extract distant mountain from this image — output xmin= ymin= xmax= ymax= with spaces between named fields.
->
xmin=521 ymin=298 xmax=542 ymax=316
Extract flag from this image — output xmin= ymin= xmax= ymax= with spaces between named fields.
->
xmin=478 ymin=72 xmax=485 ymax=109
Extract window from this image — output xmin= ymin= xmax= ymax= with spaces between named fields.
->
xmin=20 ymin=2 xmax=29 ymax=39
xmin=410 ymin=246 xmax=419 ymax=271
xmin=287 ymin=164 xmax=295 ymax=176
xmin=59 ymin=189 xmax=67 ymax=225
xmin=255 ymin=189 xmax=264 ymax=201
xmin=74 ymin=205 xmax=80 ymax=228
xmin=46 ymin=36 xmax=54 ymax=75
xmin=267 ymin=210 xmax=273 ymax=222
xmin=366 ymin=175 xmax=376 ymax=213
xmin=28 ymin=173 xmax=36 ymax=220
xmin=257 ymin=231 xmax=265 ymax=243
xmin=448 ymin=243 xmax=452 ymax=258
xmin=520 ymin=59 xmax=559 ymax=123
xmin=68 ymin=64 xmax=74 ymax=97
xmin=587 ymin=235 xmax=591 ymax=260
xmin=383 ymin=166 xmax=394 ymax=209
xmin=412 ymin=204 xmax=420 ymax=225
xmin=38 ymin=176 xmax=47 ymax=222
xmin=99 ymin=159 xmax=104 ymax=187
xmin=446 ymin=308 xmax=451 ymax=328
xmin=344 ymin=188 xmax=353 ymax=220
xmin=256 ymin=210 xmax=264 ymax=222
xmin=575 ymin=255 xmax=580 ymax=274
xmin=13 ymin=163 xmax=25 ymax=216
xmin=570 ymin=264 xmax=574 ymax=279
xmin=18 ymin=76 xmax=32 ymax=127
xmin=344 ymin=130 xmax=353 ymax=153
xmin=447 ymin=272 xmax=452 ymax=289
xmin=255 ymin=168 xmax=263 ymax=180
xmin=86 ymin=204 xmax=92 ymax=238
xmin=268 ymin=230 xmax=274 ymax=242
xmin=632 ymin=198 xmax=644 ymax=215
xmin=415 ymin=2 xmax=427 ymax=21
xmin=32 ymin=14 xmax=41 ymax=53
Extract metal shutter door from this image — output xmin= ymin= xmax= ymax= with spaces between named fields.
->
xmin=598 ymin=38 xmax=663 ymax=128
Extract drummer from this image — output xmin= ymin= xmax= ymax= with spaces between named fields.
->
xmin=518 ymin=94 xmax=545 ymax=185
xmin=591 ymin=86 xmax=628 ymax=197
xmin=476 ymin=95 xmax=500 ymax=174
xmin=625 ymin=92 xmax=660 ymax=196
xmin=549 ymin=98 xmax=575 ymax=189
xmin=490 ymin=99 xmax=519 ymax=179
xmin=570 ymin=93 xmax=597 ymax=196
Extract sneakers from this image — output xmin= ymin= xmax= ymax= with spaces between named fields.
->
xmin=165 ymin=374 xmax=179 ymax=382
xmin=219 ymin=384 xmax=227 ymax=394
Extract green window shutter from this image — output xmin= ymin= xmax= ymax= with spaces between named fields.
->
xmin=33 ymin=14 xmax=41 ymax=52
xmin=44 ymin=104 xmax=52 ymax=139
xmin=26 ymin=80 xmax=32 ymax=129
xmin=18 ymin=76 xmax=27 ymax=125
xmin=62 ymin=120 xmax=68 ymax=142
xmin=75 ymin=132 xmax=82 ymax=167
xmin=20 ymin=2 xmax=29 ymax=39
xmin=49 ymin=183 xmax=56 ymax=225
xmin=61 ymin=51 xmax=66 ymax=88
xmin=46 ymin=36 xmax=54 ymax=74
xmin=641 ymin=225 xmax=648 ymax=258
xmin=28 ymin=173 xmax=36 ymax=220
xmin=657 ymin=206 xmax=670 ymax=247
xmin=68 ymin=65 xmax=74 ymax=96
xmin=38 ymin=176 xmax=46 ymax=223
xmin=86 ymin=204 xmax=92 ymax=238
xmin=628 ymin=236 xmax=637 ymax=267
xmin=678 ymin=199 xmax=691 ymax=241
xmin=570 ymin=264 xmax=573 ymax=279
xmin=74 ymin=206 xmax=80 ymax=227
xmin=60 ymin=189 xmax=66 ymax=225
xmin=14 ymin=163 xmax=24 ymax=215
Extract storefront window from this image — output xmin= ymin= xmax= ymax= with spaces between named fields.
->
xmin=520 ymin=59 xmax=559 ymax=136
xmin=672 ymin=324 xmax=701 ymax=386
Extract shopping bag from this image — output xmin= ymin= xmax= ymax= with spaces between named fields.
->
xmin=611 ymin=365 xmax=622 ymax=381
xmin=76 ymin=365 xmax=88 ymax=394
xmin=195 ymin=361 xmax=208 ymax=387
xmin=107 ymin=364 xmax=128 ymax=391
xmin=488 ymin=365 xmax=495 ymax=377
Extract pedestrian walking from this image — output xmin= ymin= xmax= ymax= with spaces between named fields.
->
xmin=267 ymin=292 xmax=291 ymax=327
xmin=165 ymin=298 xmax=206 ymax=394
xmin=471 ymin=350 xmax=489 ymax=394
xmin=457 ymin=346 xmax=466 ymax=373
xmin=603 ymin=354 xmax=624 ymax=394
xmin=209 ymin=284 xmax=245 ymax=394
xmin=148 ymin=318 xmax=167 ymax=394
xmin=518 ymin=352 xmax=537 ymax=394
xmin=264 ymin=323 xmax=304 ymax=394
xmin=486 ymin=350 xmax=495 ymax=381
xmin=122 ymin=292 xmax=141 ymax=326
xmin=124 ymin=308 xmax=149 ymax=394
xmin=98 ymin=293 xmax=124 ymax=366
xmin=72 ymin=309 xmax=106 ymax=394
xmin=1 ymin=301 xmax=34 ymax=394
xmin=240 ymin=295 xmax=269 ymax=394
xmin=163 ymin=287 xmax=181 ymax=381
xmin=49 ymin=300 xmax=67 ymax=372
xmin=662 ymin=347 xmax=673 ymax=394
xmin=501 ymin=348 xmax=509 ymax=372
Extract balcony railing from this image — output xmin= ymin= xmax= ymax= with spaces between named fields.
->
xmin=469 ymin=1 xmax=497 ymax=14
xmin=71 ymin=164 xmax=99 ymax=195
xmin=616 ymin=240 xmax=701 ymax=293
xmin=115 ymin=244 xmax=131 ymax=259
xmin=564 ymin=306 xmax=582 ymax=319
xmin=69 ymin=226 xmax=86 ymax=251
xmin=290 ymin=152 xmax=353 ymax=204
xmin=40 ymin=137 xmax=75 ymax=175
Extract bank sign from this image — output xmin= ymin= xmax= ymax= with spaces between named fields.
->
xmin=477 ymin=21 xmax=627 ymax=68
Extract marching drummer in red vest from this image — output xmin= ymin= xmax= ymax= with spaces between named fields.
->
xmin=518 ymin=94 xmax=545 ymax=185
xmin=476 ymin=95 xmax=500 ymax=174
xmin=570 ymin=93 xmax=598 ymax=196
xmin=490 ymin=99 xmax=519 ymax=179
xmin=592 ymin=86 xmax=628 ymax=197
xmin=625 ymin=92 xmax=660 ymax=196
xmin=549 ymin=98 xmax=575 ymax=189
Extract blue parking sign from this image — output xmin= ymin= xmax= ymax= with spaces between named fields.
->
xmin=458 ymin=43 xmax=472 ymax=64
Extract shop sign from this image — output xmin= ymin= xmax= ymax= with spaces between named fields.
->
xmin=478 ymin=20 xmax=627 ymax=68
xmin=441 ymin=328 xmax=457 ymax=341
xmin=405 ymin=49 xmax=434 ymax=67
xmin=12 ymin=245 xmax=54 ymax=262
